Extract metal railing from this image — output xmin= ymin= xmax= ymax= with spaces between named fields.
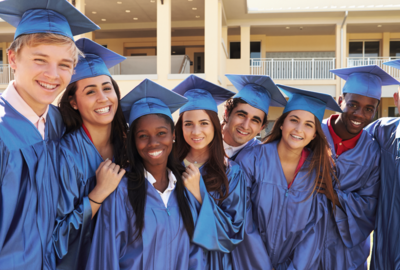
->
xmin=0 ymin=65 xmax=13 ymax=85
xmin=347 ymin=57 xmax=400 ymax=79
xmin=250 ymin=58 xmax=336 ymax=80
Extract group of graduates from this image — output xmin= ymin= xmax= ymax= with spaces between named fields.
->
xmin=3 ymin=0 xmax=400 ymax=270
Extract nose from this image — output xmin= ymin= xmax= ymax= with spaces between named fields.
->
xmin=242 ymin=118 xmax=250 ymax=129
xmin=97 ymin=91 xmax=108 ymax=103
xmin=352 ymin=107 xmax=364 ymax=119
xmin=43 ymin=63 xmax=59 ymax=80
xmin=148 ymin=135 xmax=160 ymax=147
xmin=192 ymin=124 xmax=201 ymax=135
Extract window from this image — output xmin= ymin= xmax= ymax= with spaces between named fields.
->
xmin=0 ymin=50 xmax=2 ymax=65
xmin=389 ymin=107 xmax=400 ymax=117
xmin=230 ymin=42 xmax=240 ymax=59
xmin=349 ymin=41 xmax=380 ymax=57
xmin=250 ymin=42 xmax=261 ymax=59
xmin=390 ymin=41 xmax=400 ymax=58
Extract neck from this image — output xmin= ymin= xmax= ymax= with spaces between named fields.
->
xmin=14 ymin=81 xmax=48 ymax=116
xmin=145 ymin=163 xmax=168 ymax=182
xmin=332 ymin=114 xmax=357 ymax=140
xmin=222 ymin=125 xmax=241 ymax=147
xmin=277 ymin=139 xmax=302 ymax=164
xmin=83 ymin=121 xmax=113 ymax=160
xmin=186 ymin=146 xmax=210 ymax=164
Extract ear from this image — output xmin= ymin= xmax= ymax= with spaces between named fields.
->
xmin=223 ymin=109 xmax=229 ymax=123
xmin=8 ymin=50 xmax=17 ymax=70
xmin=313 ymin=132 xmax=317 ymax=140
xmin=338 ymin=95 xmax=344 ymax=106
xmin=172 ymin=130 xmax=176 ymax=142
xmin=69 ymin=96 xmax=78 ymax=110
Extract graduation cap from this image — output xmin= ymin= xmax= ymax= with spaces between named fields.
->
xmin=330 ymin=65 xmax=400 ymax=101
xmin=0 ymin=0 xmax=99 ymax=40
xmin=71 ymin=38 xmax=126 ymax=84
xmin=383 ymin=59 xmax=400 ymax=70
xmin=225 ymin=74 xmax=287 ymax=115
xmin=172 ymin=75 xmax=235 ymax=114
xmin=120 ymin=79 xmax=188 ymax=124
xmin=276 ymin=84 xmax=342 ymax=123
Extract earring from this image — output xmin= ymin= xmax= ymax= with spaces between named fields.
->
xmin=173 ymin=139 xmax=176 ymax=143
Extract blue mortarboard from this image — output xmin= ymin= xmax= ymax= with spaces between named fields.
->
xmin=71 ymin=38 xmax=126 ymax=84
xmin=172 ymin=75 xmax=235 ymax=114
xmin=120 ymin=79 xmax=188 ymax=124
xmin=277 ymin=84 xmax=342 ymax=123
xmin=0 ymin=0 xmax=99 ymax=40
xmin=330 ymin=65 xmax=400 ymax=101
xmin=384 ymin=59 xmax=400 ymax=70
xmin=225 ymin=74 xmax=287 ymax=115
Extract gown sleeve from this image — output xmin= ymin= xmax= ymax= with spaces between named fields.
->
xmin=85 ymin=183 xmax=128 ymax=270
xmin=189 ymin=163 xmax=246 ymax=253
xmin=52 ymin=148 xmax=93 ymax=261
xmin=334 ymin=152 xmax=380 ymax=248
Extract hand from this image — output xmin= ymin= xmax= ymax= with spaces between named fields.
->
xmin=182 ymin=163 xmax=202 ymax=204
xmin=91 ymin=159 xmax=126 ymax=203
xmin=316 ymin=180 xmax=341 ymax=208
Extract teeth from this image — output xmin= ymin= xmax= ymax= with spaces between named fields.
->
xmin=351 ymin=120 xmax=361 ymax=125
xmin=95 ymin=107 xmax=110 ymax=114
xmin=237 ymin=129 xmax=250 ymax=135
xmin=38 ymin=81 xmax=57 ymax=90
xmin=192 ymin=138 xmax=203 ymax=141
xmin=291 ymin=134 xmax=303 ymax=140
xmin=149 ymin=150 xmax=162 ymax=156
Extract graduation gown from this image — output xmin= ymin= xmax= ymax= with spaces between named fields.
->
xmin=0 ymin=98 xmax=65 ymax=270
xmin=85 ymin=175 xmax=203 ymax=270
xmin=365 ymin=117 xmax=400 ymax=270
xmin=186 ymin=160 xmax=246 ymax=270
xmin=52 ymin=127 xmax=104 ymax=269
xmin=230 ymin=137 xmax=260 ymax=161
xmin=319 ymin=120 xmax=380 ymax=270
xmin=232 ymin=141 xmax=329 ymax=270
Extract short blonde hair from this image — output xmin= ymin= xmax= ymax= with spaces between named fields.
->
xmin=7 ymin=33 xmax=83 ymax=66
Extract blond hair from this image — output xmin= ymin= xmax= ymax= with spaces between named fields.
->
xmin=7 ymin=33 xmax=83 ymax=66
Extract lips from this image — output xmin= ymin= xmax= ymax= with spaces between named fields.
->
xmin=236 ymin=128 xmax=250 ymax=136
xmin=148 ymin=150 xmax=163 ymax=158
xmin=37 ymin=80 xmax=58 ymax=90
xmin=290 ymin=134 xmax=303 ymax=140
xmin=350 ymin=120 xmax=362 ymax=127
xmin=191 ymin=137 xmax=204 ymax=143
xmin=94 ymin=106 xmax=111 ymax=114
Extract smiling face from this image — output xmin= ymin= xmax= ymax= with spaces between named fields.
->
xmin=223 ymin=103 xmax=266 ymax=146
xmin=339 ymin=93 xmax=379 ymax=135
xmin=70 ymin=75 xmax=118 ymax=128
xmin=9 ymin=43 xmax=75 ymax=115
xmin=280 ymin=110 xmax=317 ymax=150
xmin=135 ymin=114 xmax=174 ymax=168
xmin=182 ymin=110 xmax=215 ymax=151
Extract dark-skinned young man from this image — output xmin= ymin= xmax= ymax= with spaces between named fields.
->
xmin=318 ymin=65 xmax=399 ymax=270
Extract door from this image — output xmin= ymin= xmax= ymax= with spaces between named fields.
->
xmin=194 ymin=52 xmax=204 ymax=73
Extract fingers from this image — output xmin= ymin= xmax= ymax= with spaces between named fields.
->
xmin=182 ymin=172 xmax=190 ymax=180
xmin=95 ymin=158 xmax=111 ymax=173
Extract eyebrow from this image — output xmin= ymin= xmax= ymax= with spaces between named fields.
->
xmin=290 ymin=114 xmax=315 ymax=124
xmin=33 ymin=52 xmax=74 ymax=64
xmin=236 ymin=110 xmax=248 ymax=115
xmin=184 ymin=119 xmax=210 ymax=122
xmin=83 ymin=81 xmax=112 ymax=91
xmin=136 ymin=126 xmax=169 ymax=134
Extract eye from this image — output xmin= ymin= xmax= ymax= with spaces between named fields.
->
xmin=290 ymin=118 xmax=298 ymax=123
xmin=34 ymin=58 xmax=45 ymax=63
xmin=201 ymin=122 xmax=209 ymax=126
xmin=60 ymin=63 xmax=72 ymax=69
xmin=158 ymin=131 xmax=166 ymax=136
xmin=103 ymin=87 xmax=112 ymax=91
xmin=252 ymin=119 xmax=260 ymax=124
xmin=238 ymin=113 xmax=245 ymax=117
xmin=306 ymin=123 xmax=314 ymax=128
xmin=86 ymin=90 xmax=95 ymax=95
xmin=139 ymin=134 xmax=148 ymax=139
xmin=184 ymin=123 xmax=192 ymax=127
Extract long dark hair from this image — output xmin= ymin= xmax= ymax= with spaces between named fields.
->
xmin=175 ymin=110 xmax=229 ymax=202
xmin=126 ymin=114 xmax=194 ymax=240
xmin=58 ymin=77 xmax=128 ymax=166
xmin=265 ymin=111 xmax=339 ymax=210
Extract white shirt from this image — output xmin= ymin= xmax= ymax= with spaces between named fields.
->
xmin=145 ymin=169 xmax=177 ymax=207
xmin=2 ymin=81 xmax=48 ymax=139
xmin=223 ymin=140 xmax=248 ymax=158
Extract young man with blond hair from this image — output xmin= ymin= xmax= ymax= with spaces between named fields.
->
xmin=0 ymin=1 xmax=98 ymax=269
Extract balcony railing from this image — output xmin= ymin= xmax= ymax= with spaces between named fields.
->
xmin=109 ymin=55 xmax=191 ymax=75
xmin=0 ymin=65 xmax=14 ymax=85
xmin=347 ymin=57 xmax=400 ymax=79
xmin=250 ymin=58 xmax=336 ymax=80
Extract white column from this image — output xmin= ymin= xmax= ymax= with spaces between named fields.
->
xmin=205 ymin=0 xmax=220 ymax=84
xmin=240 ymin=26 xmax=250 ymax=74
xmin=157 ymin=0 xmax=171 ymax=79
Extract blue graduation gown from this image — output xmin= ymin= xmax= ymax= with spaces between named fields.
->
xmin=232 ymin=141 xmax=329 ymax=270
xmin=0 ymin=98 xmax=65 ymax=270
xmin=85 ymin=175 xmax=203 ymax=270
xmin=365 ymin=117 xmax=400 ymax=270
xmin=186 ymin=160 xmax=246 ymax=270
xmin=230 ymin=137 xmax=260 ymax=161
xmin=319 ymin=120 xmax=380 ymax=270
xmin=53 ymin=127 xmax=104 ymax=269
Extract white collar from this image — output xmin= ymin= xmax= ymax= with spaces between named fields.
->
xmin=145 ymin=168 xmax=177 ymax=190
xmin=223 ymin=139 xmax=249 ymax=157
